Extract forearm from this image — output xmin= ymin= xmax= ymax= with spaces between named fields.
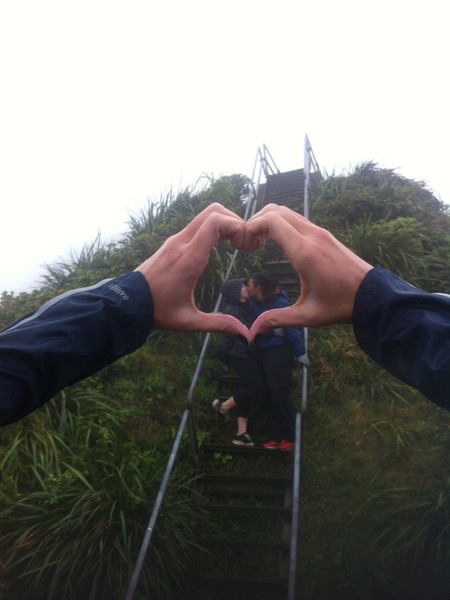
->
xmin=353 ymin=268 xmax=450 ymax=410
xmin=0 ymin=272 xmax=153 ymax=425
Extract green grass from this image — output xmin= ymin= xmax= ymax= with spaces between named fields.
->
xmin=295 ymin=328 xmax=450 ymax=599
xmin=0 ymin=326 xmax=449 ymax=599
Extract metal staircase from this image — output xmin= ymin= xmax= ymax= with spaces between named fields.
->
xmin=254 ymin=142 xmax=322 ymax=300
xmin=258 ymin=168 xmax=306 ymax=211
xmin=189 ymin=444 xmax=294 ymax=599
xmin=187 ymin=370 xmax=296 ymax=599
xmin=125 ymin=137 xmax=321 ymax=600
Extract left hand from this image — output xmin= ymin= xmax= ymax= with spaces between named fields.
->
xmin=135 ymin=203 xmax=251 ymax=337
xmin=296 ymin=354 xmax=310 ymax=368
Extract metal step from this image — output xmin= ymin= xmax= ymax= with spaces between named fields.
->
xmin=258 ymin=168 xmax=306 ymax=211
xmin=201 ymin=486 xmax=286 ymax=501
xmin=203 ymin=443 xmax=293 ymax=456
xmin=193 ymin=501 xmax=291 ymax=516
xmin=193 ymin=575 xmax=286 ymax=590
xmin=199 ymin=473 xmax=291 ymax=487
xmin=191 ymin=575 xmax=287 ymax=599
xmin=199 ymin=534 xmax=289 ymax=551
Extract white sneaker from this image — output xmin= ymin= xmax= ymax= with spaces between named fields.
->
xmin=211 ymin=399 xmax=229 ymax=422
xmin=232 ymin=433 xmax=254 ymax=446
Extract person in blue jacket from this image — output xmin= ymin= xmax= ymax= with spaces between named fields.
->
xmin=245 ymin=204 xmax=450 ymax=412
xmin=246 ymin=272 xmax=309 ymax=451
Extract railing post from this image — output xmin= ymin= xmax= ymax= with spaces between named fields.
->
xmin=124 ymin=410 xmax=190 ymax=600
xmin=287 ymin=412 xmax=302 ymax=600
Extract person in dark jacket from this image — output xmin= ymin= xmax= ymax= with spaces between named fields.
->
xmin=213 ymin=278 xmax=266 ymax=446
xmin=246 ymin=272 xmax=309 ymax=451
xmin=245 ymin=204 xmax=450 ymax=412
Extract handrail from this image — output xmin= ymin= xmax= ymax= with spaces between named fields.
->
xmin=288 ymin=412 xmax=303 ymax=600
xmin=256 ymin=143 xmax=280 ymax=178
xmin=125 ymin=409 xmax=192 ymax=600
xmin=287 ymin=134 xmax=321 ymax=599
xmin=125 ymin=168 xmax=261 ymax=600
xmin=301 ymin=132 xmax=319 ymax=412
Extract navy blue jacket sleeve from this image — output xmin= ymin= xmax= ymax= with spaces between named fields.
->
xmin=353 ymin=268 xmax=450 ymax=410
xmin=0 ymin=271 xmax=153 ymax=425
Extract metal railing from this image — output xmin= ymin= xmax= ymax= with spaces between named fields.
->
xmin=287 ymin=134 xmax=321 ymax=598
xmin=124 ymin=410 xmax=193 ymax=600
xmin=124 ymin=159 xmax=261 ymax=600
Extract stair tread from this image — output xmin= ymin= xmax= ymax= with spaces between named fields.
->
xmin=200 ymin=472 xmax=291 ymax=485
xmin=193 ymin=501 xmax=291 ymax=514
xmin=199 ymin=534 xmax=289 ymax=549
xmin=203 ymin=442 xmax=293 ymax=454
xmin=204 ymin=487 xmax=285 ymax=499
xmin=193 ymin=574 xmax=287 ymax=589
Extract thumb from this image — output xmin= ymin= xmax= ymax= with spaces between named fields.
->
xmin=249 ymin=306 xmax=304 ymax=343
xmin=176 ymin=311 xmax=251 ymax=340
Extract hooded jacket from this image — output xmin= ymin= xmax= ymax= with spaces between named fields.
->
xmin=250 ymin=289 xmax=306 ymax=357
xmin=216 ymin=279 xmax=254 ymax=361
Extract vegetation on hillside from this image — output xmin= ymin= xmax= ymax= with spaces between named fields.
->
xmin=1 ymin=165 xmax=449 ymax=599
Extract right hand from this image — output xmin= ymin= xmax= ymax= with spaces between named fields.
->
xmin=242 ymin=204 xmax=373 ymax=339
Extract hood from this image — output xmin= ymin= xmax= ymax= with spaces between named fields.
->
xmin=221 ymin=278 xmax=245 ymax=305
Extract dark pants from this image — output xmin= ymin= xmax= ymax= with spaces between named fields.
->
xmin=226 ymin=356 xmax=265 ymax=419
xmin=259 ymin=344 xmax=296 ymax=442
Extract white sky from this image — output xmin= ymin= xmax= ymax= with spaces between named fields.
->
xmin=1 ymin=0 xmax=448 ymax=293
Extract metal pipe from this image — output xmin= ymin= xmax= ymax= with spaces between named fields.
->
xmin=124 ymin=410 xmax=190 ymax=600
xmin=287 ymin=412 xmax=302 ymax=600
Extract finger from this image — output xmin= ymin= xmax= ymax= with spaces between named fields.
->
xmin=149 ymin=210 xmax=246 ymax=293
xmin=188 ymin=211 xmax=247 ymax=262
xmin=245 ymin=209 xmax=311 ymax=263
xmin=142 ymin=211 xmax=248 ymax=332
xmin=168 ymin=212 xmax=247 ymax=300
xmin=249 ymin=306 xmax=306 ymax=343
xmin=248 ymin=203 xmax=311 ymax=228
xmin=172 ymin=311 xmax=251 ymax=339
xmin=177 ymin=203 xmax=244 ymax=245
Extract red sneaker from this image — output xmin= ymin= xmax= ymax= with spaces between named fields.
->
xmin=262 ymin=440 xmax=278 ymax=449
xmin=278 ymin=440 xmax=294 ymax=451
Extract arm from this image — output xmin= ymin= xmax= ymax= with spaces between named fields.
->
xmin=0 ymin=273 xmax=153 ymax=424
xmin=0 ymin=203 xmax=249 ymax=425
xmin=353 ymin=268 xmax=450 ymax=410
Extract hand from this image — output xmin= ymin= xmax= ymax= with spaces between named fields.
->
xmin=296 ymin=354 xmax=310 ymax=368
xmin=135 ymin=203 xmax=250 ymax=337
xmin=242 ymin=204 xmax=373 ymax=338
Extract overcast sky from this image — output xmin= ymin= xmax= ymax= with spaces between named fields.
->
xmin=1 ymin=0 xmax=448 ymax=293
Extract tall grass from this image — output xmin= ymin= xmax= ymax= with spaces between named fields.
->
xmin=0 ymin=389 xmax=199 ymax=599
xmin=297 ymin=326 xmax=450 ymax=599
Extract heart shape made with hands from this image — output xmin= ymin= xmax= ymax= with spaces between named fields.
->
xmin=201 ymin=202 xmax=370 ymax=338
xmin=217 ymin=226 xmax=302 ymax=343
xmin=144 ymin=202 xmax=370 ymax=338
